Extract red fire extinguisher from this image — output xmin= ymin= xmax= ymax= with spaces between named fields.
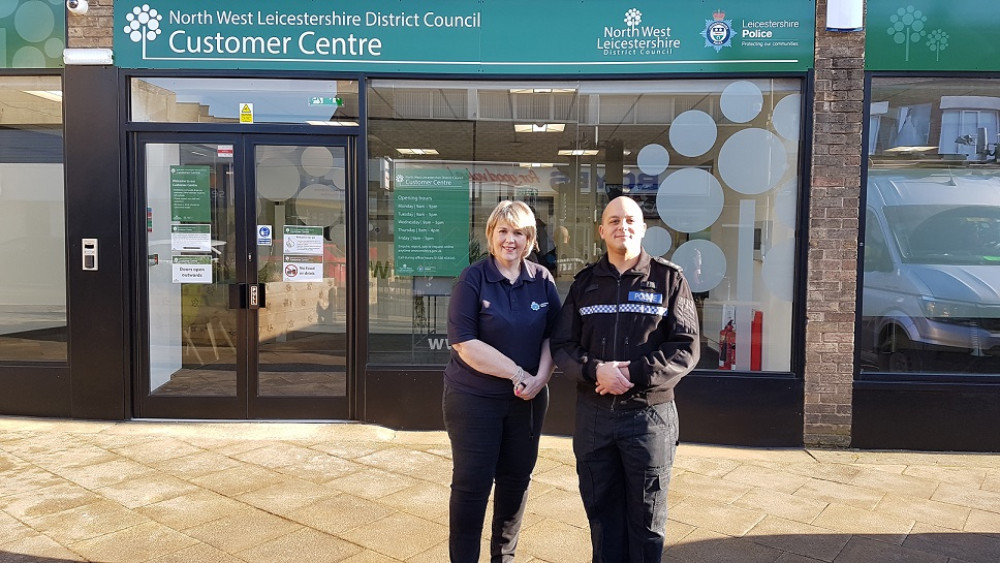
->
xmin=719 ymin=320 xmax=736 ymax=370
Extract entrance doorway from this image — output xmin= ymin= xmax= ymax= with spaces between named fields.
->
xmin=135 ymin=134 xmax=354 ymax=419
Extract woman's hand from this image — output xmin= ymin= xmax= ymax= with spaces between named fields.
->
xmin=514 ymin=371 xmax=548 ymax=400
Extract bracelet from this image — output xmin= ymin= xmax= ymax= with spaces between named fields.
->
xmin=511 ymin=366 xmax=526 ymax=389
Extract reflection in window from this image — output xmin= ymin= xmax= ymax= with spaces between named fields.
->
xmin=367 ymin=79 xmax=803 ymax=373
xmin=130 ymin=77 xmax=360 ymax=125
xmin=862 ymin=77 xmax=1000 ymax=375
xmin=0 ymin=76 xmax=66 ymax=363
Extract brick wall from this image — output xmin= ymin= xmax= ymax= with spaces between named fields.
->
xmin=66 ymin=0 xmax=114 ymax=49
xmin=805 ymin=0 xmax=866 ymax=447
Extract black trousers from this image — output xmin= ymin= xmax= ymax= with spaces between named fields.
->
xmin=574 ymin=399 xmax=679 ymax=563
xmin=443 ymin=384 xmax=548 ymax=563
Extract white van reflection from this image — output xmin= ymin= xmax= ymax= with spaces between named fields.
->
xmin=862 ymin=169 xmax=1000 ymax=373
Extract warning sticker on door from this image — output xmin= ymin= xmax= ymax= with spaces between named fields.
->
xmin=283 ymin=255 xmax=323 ymax=282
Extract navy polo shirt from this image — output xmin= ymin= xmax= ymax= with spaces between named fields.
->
xmin=445 ymin=257 xmax=561 ymax=397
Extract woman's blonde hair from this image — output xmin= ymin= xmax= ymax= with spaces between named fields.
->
xmin=485 ymin=200 xmax=538 ymax=258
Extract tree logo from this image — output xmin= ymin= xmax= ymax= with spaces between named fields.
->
xmin=123 ymin=4 xmax=162 ymax=45
xmin=886 ymin=6 xmax=926 ymax=61
xmin=926 ymin=29 xmax=949 ymax=61
xmin=624 ymin=8 xmax=642 ymax=28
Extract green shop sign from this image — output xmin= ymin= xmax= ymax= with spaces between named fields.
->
xmin=867 ymin=2 xmax=1000 ymax=71
xmin=114 ymin=0 xmax=815 ymax=73
xmin=393 ymin=168 xmax=470 ymax=277
xmin=1 ymin=0 xmax=66 ymax=68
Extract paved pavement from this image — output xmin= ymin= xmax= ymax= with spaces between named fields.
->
xmin=1 ymin=416 xmax=999 ymax=563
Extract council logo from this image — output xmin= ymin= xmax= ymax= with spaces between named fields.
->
xmin=624 ymin=8 xmax=642 ymax=28
xmin=701 ymin=9 xmax=732 ymax=52
xmin=123 ymin=4 xmax=162 ymax=44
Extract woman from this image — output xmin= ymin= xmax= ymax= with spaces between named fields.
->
xmin=444 ymin=200 xmax=561 ymax=562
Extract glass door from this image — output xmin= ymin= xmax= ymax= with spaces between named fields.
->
xmin=135 ymin=135 xmax=353 ymax=419
xmin=249 ymin=139 xmax=350 ymax=417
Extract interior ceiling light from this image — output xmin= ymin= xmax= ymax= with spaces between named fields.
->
xmin=514 ymin=123 xmax=566 ymax=133
xmin=557 ymin=149 xmax=600 ymax=156
xmin=397 ymin=148 xmax=439 ymax=155
xmin=518 ymin=162 xmax=556 ymax=168
xmin=508 ymin=88 xmax=577 ymax=94
xmin=306 ymin=120 xmax=360 ymax=126
xmin=883 ymin=146 xmax=938 ymax=153
xmin=23 ymin=90 xmax=63 ymax=102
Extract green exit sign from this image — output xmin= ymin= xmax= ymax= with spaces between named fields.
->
xmin=308 ymin=96 xmax=342 ymax=107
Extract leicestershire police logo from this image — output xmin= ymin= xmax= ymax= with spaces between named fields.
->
xmin=701 ymin=9 xmax=732 ymax=52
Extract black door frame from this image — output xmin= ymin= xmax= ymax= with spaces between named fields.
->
xmin=130 ymin=131 xmax=357 ymax=420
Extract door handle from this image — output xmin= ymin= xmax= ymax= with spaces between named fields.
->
xmin=249 ymin=284 xmax=259 ymax=308
xmin=228 ymin=283 xmax=267 ymax=309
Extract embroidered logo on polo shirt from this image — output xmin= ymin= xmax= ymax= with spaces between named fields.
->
xmin=531 ymin=301 xmax=549 ymax=311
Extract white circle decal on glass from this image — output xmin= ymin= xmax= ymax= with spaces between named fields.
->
xmin=44 ymin=37 xmax=63 ymax=58
xmin=656 ymin=168 xmax=724 ymax=233
xmin=720 ymin=81 xmax=763 ymax=123
xmin=669 ymin=110 xmax=718 ymax=157
xmin=762 ymin=239 xmax=794 ymax=302
xmin=14 ymin=1 xmax=54 ymax=43
xmin=256 ymin=157 xmax=301 ymax=202
xmin=718 ymin=128 xmax=788 ymax=195
xmin=671 ymin=240 xmax=726 ymax=293
xmin=637 ymin=144 xmax=670 ymax=176
xmin=642 ymin=226 xmax=673 ymax=257
xmin=774 ymin=180 xmax=797 ymax=228
xmin=301 ymin=147 xmax=335 ymax=177
xmin=12 ymin=46 xmax=45 ymax=67
xmin=772 ymin=94 xmax=801 ymax=142
xmin=0 ymin=0 xmax=19 ymax=19
xmin=330 ymin=223 xmax=347 ymax=247
xmin=295 ymin=183 xmax=343 ymax=226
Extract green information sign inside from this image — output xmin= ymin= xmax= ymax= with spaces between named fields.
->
xmin=308 ymin=96 xmax=342 ymax=106
xmin=394 ymin=168 xmax=470 ymax=277
xmin=170 ymin=165 xmax=211 ymax=223
xmin=114 ymin=0 xmax=815 ymax=73
xmin=867 ymin=2 xmax=1000 ymax=71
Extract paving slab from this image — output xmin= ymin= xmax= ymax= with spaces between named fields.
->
xmin=1 ymin=416 xmax=1000 ymax=563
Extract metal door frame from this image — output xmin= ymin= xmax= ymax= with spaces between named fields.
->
xmin=131 ymin=132 xmax=357 ymax=420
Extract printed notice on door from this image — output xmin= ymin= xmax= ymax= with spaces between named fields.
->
xmin=172 ymin=255 xmax=212 ymax=284
xmin=169 ymin=165 xmax=211 ymax=223
xmin=393 ymin=168 xmax=470 ymax=277
xmin=283 ymin=225 xmax=324 ymax=255
xmin=283 ymin=255 xmax=323 ymax=282
xmin=170 ymin=224 xmax=211 ymax=252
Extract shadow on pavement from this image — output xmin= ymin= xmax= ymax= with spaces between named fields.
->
xmin=1 ymin=532 xmax=999 ymax=562
xmin=662 ymin=532 xmax=1000 ymax=563
xmin=0 ymin=555 xmax=106 ymax=563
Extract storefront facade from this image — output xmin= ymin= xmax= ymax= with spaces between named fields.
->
xmin=1 ymin=0 xmax=996 ymax=450
xmin=852 ymin=3 xmax=1000 ymax=450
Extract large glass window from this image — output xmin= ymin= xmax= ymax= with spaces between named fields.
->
xmin=367 ymin=79 xmax=804 ymax=372
xmin=131 ymin=77 xmax=359 ymax=125
xmin=0 ymin=75 xmax=66 ymax=363
xmin=863 ymin=77 xmax=1000 ymax=375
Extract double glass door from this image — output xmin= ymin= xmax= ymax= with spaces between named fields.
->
xmin=136 ymin=134 xmax=353 ymax=419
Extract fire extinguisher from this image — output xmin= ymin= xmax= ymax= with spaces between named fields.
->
xmin=719 ymin=320 xmax=736 ymax=370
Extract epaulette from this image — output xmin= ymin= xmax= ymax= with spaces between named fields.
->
xmin=651 ymin=255 xmax=683 ymax=272
xmin=573 ymin=261 xmax=598 ymax=279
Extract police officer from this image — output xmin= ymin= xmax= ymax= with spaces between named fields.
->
xmin=550 ymin=196 xmax=700 ymax=562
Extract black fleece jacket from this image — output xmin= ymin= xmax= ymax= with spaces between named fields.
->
xmin=550 ymin=250 xmax=700 ymax=409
